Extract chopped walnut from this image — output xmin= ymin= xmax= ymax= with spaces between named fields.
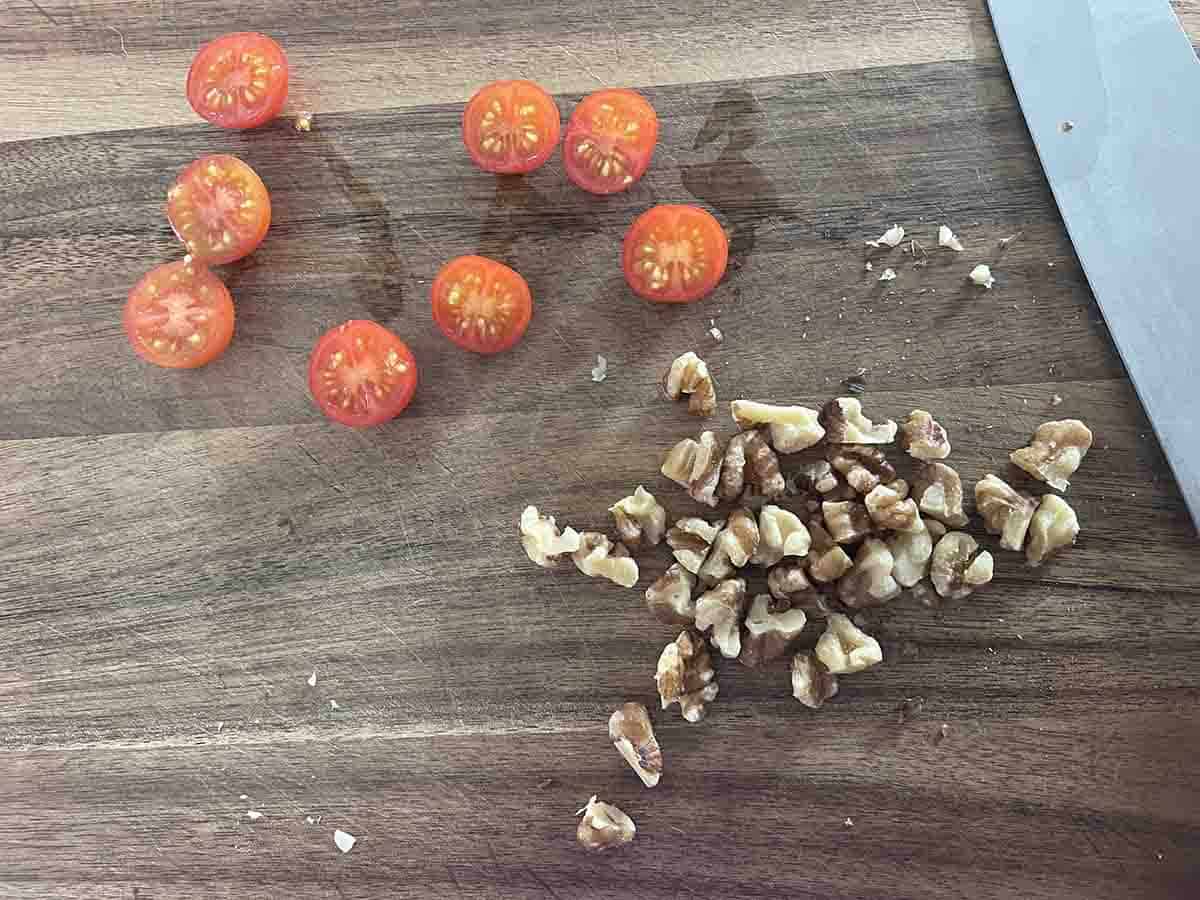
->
xmin=573 ymin=533 xmax=639 ymax=588
xmin=609 ymin=703 xmax=663 ymax=788
xmin=1026 ymin=494 xmax=1079 ymax=566
xmin=930 ymin=532 xmax=994 ymax=600
xmin=696 ymin=508 xmax=758 ymax=586
xmin=609 ymin=486 xmax=668 ymax=548
xmin=661 ymin=430 xmax=724 ymax=507
xmin=815 ymin=612 xmax=883 ymax=674
xmin=666 ymin=517 xmax=722 ymax=574
xmin=864 ymin=484 xmax=921 ymax=533
xmin=791 ymin=653 xmax=839 ymax=709
xmin=806 ymin=520 xmax=854 ymax=582
xmin=819 ymin=398 xmax=898 ymax=444
xmin=975 ymin=474 xmax=1038 ymax=551
xmin=694 ymin=578 xmax=748 ymax=658
xmin=969 ymin=264 xmax=995 ymax=289
xmin=913 ymin=462 xmax=969 ymax=527
xmin=866 ymin=224 xmax=905 ymax=248
xmin=740 ymin=594 xmax=808 ymax=667
xmin=938 ymin=225 xmax=964 ymax=252
xmin=519 ymin=506 xmax=582 ymax=567
xmin=925 ymin=517 xmax=947 ymax=541
xmin=730 ymin=400 xmax=825 ymax=453
xmin=827 ymin=444 xmax=897 ymax=494
xmin=719 ymin=428 xmax=786 ymax=501
xmin=1009 ymin=419 xmax=1093 ymax=492
xmin=899 ymin=409 xmax=951 ymax=460
xmin=787 ymin=459 xmax=840 ymax=496
xmin=767 ymin=561 xmax=822 ymax=606
xmin=823 ymin=500 xmax=873 ymax=544
xmin=887 ymin=518 xmax=933 ymax=588
xmin=645 ymin=563 xmax=697 ymax=625
xmin=887 ymin=478 xmax=910 ymax=499
xmin=664 ymin=351 xmax=717 ymax=417
xmin=576 ymin=795 xmax=636 ymax=851
xmin=752 ymin=505 xmax=811 ymax=567
xmin=655 ymin=628 xmax=719 ymax=723
xmin=838 ymin=538 xmax=901 ymax=609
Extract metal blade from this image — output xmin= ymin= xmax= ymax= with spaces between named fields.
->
xmin=989 ymin=0 xmax=1200 ymax=530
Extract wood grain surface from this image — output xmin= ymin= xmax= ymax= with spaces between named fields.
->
xmin=3 ymin=2 xmax=1199 ymax=898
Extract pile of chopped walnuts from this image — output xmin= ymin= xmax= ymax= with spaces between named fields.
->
xmin=521 ymin=351 xmax=1092 ymax=851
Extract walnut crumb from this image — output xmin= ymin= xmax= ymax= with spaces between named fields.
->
xmin=520 ymin=506 xmax=581 ymax=567
xmin=740 ymin=594 xmax=807 ymax=667
xmin=938 ymin=225 xmax=964 ymax=252
xmin=576 ymin=796 xmax=636 ymax=851
xmin=573 ymin=533 xmax=639 ymax=588
xmin=661 ymin=430 xmax=724 ymax=507
xmin=969 ymin=264 xmax=995 ymax=289
xmin=730 ymin=400 xmax=825 ymax=453
xmin=1026 ymin=494 xmax=1079 ymax=566
xmin=900 ymin=409 xmax=951 ymax=460
xmin=866 ymin=224 xmax=905 ymax=248
xmin=815 ymin=613 xmax=883 ymax=674
xmin=975 ymin=474 xmax=1038 ymax=551
xmin=930 ymin=532 xmax=994 ymax=600
xmin=792 ymin=653 xmax=838 ymax=708
xmin=1009 ymin=419 xmax=1093 ymax=491
xmin=665 ymin=351 xmax=717 ymax=416
xmin=610 ymin=486 xmax=667 ymax=548
xmin=609 ymin=703 xmax=663 ymax=788
xmin=645 ymin=564 xmax=697 ymax=625
xmin=294 ymin=111 xmax=314 ymax=132
xmin=695 ymin=578 xmax=748 ymax=658
xmin=820 ymin=398 xmax=898 ymax=444
xmin=655 ymin=629 xmax=719 ymax=723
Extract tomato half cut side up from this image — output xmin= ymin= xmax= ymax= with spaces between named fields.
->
xmin=563 ymin=88 xmax=658 ymax=195
xmin=308 ymin=321 xmax=418 ymax=428
xmin=124 ymin=259 xmax=236 ymax=369
xmin=166 ymin=154 xmax=272 ymax=265
xmin=622 ymin=205 xmax=729 ymax=303
xmin=431 ymin=256 xmax=533 ymax=354
xmin=463 ymin=80 xmax=561 ymax=174
xmin=187 ymin=32 xmax=289 ymax=130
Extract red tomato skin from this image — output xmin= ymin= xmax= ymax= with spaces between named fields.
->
xmin=563 ymin=89 xmax=658 ymax=195
xmin=124 ymin=260 xmax=236 ymax=369
xmin=462 ymin=80 xmax=561 ymax=174
xmin=431 ymin=256 xmax=532 ymax=355
xmin=308 ymin=321 xmax=418 ymax=428
xmin=186 ymin=32 xmax=289 ymax=130
xmin=622 ymin=205 xmax=729 ymax=304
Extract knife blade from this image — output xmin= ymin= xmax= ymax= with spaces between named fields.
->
xmin=988 ymin=0 xmax=1200 ymax=530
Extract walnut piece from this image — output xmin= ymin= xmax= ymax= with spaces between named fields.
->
xmin=1026 ymin=494 xmax=1079 ymax=566
xmin=609 ymin=486 xmax=668 ymax=548
xmin=815 ymin=613 xmax=883 ymax=674
xmin=888 ymin=517 xmax=933 ymax=588
xmin=823 ymin=500 xmax=873 ymax=544
xmin=930 ymin=532 xmax=994 ymax=600
xmin=925 ymin=518 xmax=947 ymax=541
xmin=1010 ymin=419 xmax=1093 ymax=492
xmin=519 ymin=506 xmax=582 ymax=567
xmin=573 ymin=533 xmax=639 ymax=588
xmin=974 ymin=474 xmax=1038 ymax=551
xmin=698 ymin=508 xmax=759 ymax=585
xmin=791 ymin=653 xmax=839 ymax=708
xmin=739 ymin=594 xmax=808 ymax=667
xmin=752 ymin=505 xmax=811 ymax=567
xmin=838 ymin=538 xmax=902 ymax=609
xmin=720 ymin=429 xmax=785 ymax=501
xmin=864 ymin=484 xmax=921 ymax=532
xmin=576 ymin=796 xmax=635 ymax=851
xmin=609 ymin=703 xmax=662 ymax=788
xmin=900 ymin=409 xmax=951 ymax=460
xmin=827 ymin=444 xmax=897 ymax=494
xmin=730 ymin=400 xmax=825 ymax=452
xmin=767 ymin=561 xmax=821 ymax=606
xmin=662 ymin=430 xmax=724 ymax=507
xmin=655 ymin=628 xmax=719 ymax=723
xmin=787 ymin=459 xmax=840 ymax=496
xmin=666 ymin=517 xmax=722 ymax=574
xmin=694 ymin=578 xmax=748 ymax=658
xmin=665 ymin=351 xmax=717 ymax=417
xmin=645 ymin=563 xmax=697 ymax=625
xmin=887 ymin=478 xmax=910 ymax=498
xmin=819 ymin=398 xmax=898 ymax=444
xmin=806 ymin=520 xmax=854 ymax=582
xmin=913 ymin=462 xmax=969 ymax=527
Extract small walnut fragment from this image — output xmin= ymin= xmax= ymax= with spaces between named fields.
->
xmin=975 ymin=474 xmax=1038 ymax=551
xmin=1010 ymin=419 xmax=1093 ymax=491
xmin=730 ymin=400 xmax=825 ymax=453
xmin=791 ymin=653 xmax=839 ymax=709
xmin=609 ymin=486 xmax=668 ymax=548
xmin=694 ymin=578 xmax=749 ymax=658
xmin=815 ymin=612 xmax=883 ymax=674
xmin=827 ymin=444 xmax=897 ymax=494
xmin=768 ymin=561 xmax=822 ymax=607
xmin=698 ymin=508 xmax=759 ymax=585
xmin=913 ymin=462 xmax=970 ymax=527
xmin=787 ymin=459 xmax=840 ymax=496
xmin=609 ymin=703 xmax=663 ymax=788
xmin=900 ymin=409 xmax=951 ymax=460
xmin=665 ymin=351 xmax=717 ymax=417
xmin=645 ymin=564 xmax=697 ymax=625
xmin=576 ymin=796 xmax=636 ymax=851
xmin=720 ymin=428 xmax=786 ymax=501
xmin=969 ymin=264 xmax=995 ymax=289
xmin=930 ymin=532 xmax=994 ymax=600
xmin=820 ymin=398 xmax=898 ymax=444
xmin=1026 ymin=494 xmax=1080 ymax=566
xmin=740 ymin=594 xmax=808 ymax=667
xmin=864 ymin=484 xmax=921 ymax=533
xmin=888 ymin=518 xmax=933 ymax=588
xmin=573 ymin=533 xmax=639 ymax=588
xmin=520 ymin=506 xmax=582 ymax=567
xmin=661 ymin=430 xmax=724 ymax=507
xmin=806 ymin=520 xmax=854 ymax=582
xmin=752 ymin=504 xmax=811 ymax=567
xmin=666 ymin=517 xmax=722 ymax=574
xmin=838 ymin=538 xmax=902 ymax=609
xmin=655 ymin=629 xmax=719 ymax=723
xmin=823 ymin=500 xmax=873 ymax=545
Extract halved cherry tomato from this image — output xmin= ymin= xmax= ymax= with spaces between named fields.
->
xmin=124 ymin=259 xmax=235 ymax=369
xmin=308 ymin=321 xmax=418 ymax=427
xmin=622 ymin=205 xmax=729 ymax=303
xmin=463 ymin=80 xmax=561 ymax=174
xmin=166 ymin=154 xmax=272 ymax=265
xmin=186 ymin=32 xmax=289 ymax=130
xmin=431 ymin=256 xmax=533 ymax=354
xmin=563 ymin=89 xmax=658 ymax=195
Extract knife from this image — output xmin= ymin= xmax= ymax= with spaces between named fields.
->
xmin=988 ymin=0 xmax=1200 ymax=530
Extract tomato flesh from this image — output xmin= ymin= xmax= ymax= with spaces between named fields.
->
xmin=563 ymin=89 xmax=658 ymax=195
xmin=308 ymin=321 xmax=418 ymax=427
xmin=463 ymin=80 xmax=561 ymax=174
xmin=431 ymin=256 xmax=532 ymax=354
xmin=622 ymin=205 xmax=729 ymax=303
xmin=166 ymin=154 xmax=271 ymax=266
xmin=187 ymin=32 xmax=289 ymax=130
xmin=124 ymin=259 xmax=235 ymax=368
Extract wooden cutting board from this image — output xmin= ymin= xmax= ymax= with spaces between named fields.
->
xmin=2 ymin=2 xmax=1199 ymax=898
